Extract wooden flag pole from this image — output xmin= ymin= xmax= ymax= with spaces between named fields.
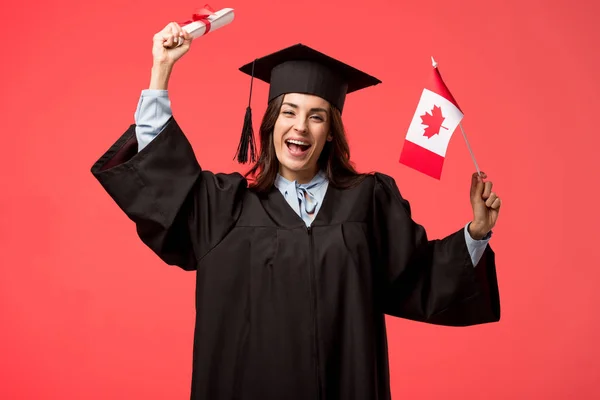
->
xmin=458 ymin=122 xmax=481 ymax=176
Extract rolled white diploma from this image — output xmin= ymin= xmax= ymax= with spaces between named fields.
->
xmin=175 ymin=8 xmax=235 ymax=47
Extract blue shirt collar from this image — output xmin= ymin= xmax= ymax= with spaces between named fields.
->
xmin=275 ymin=170 xmax=328 ymax=190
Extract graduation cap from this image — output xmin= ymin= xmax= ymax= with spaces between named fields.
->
xmin=235 ymin=43 xmax=382 ymax=163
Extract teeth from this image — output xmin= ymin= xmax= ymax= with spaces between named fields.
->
xmin=286 ymin=139 xmax=310 ymax=146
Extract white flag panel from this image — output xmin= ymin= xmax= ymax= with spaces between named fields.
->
xmin=404 ymin=88 xmax=464 ymax=157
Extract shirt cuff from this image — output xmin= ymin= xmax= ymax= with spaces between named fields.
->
xmin=464 ymin=222 xmax=492 ymax=267
xmin=141 ymin=89 xmax=169 ymax=97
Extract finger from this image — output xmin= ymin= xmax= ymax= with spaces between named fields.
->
xmin=166 ymin=36 xmax=179 ymax=48
xmin=482 ymin=181 xmax=493 ymax=200
xmin=181 ymin=30 xmax=192 ymax=45
xmin=470 ymin=172 xmax=484 ymax=199
xmin=491 ymin=197 xmax=502 ymax=210
xmin=485 ymin=192 xmax=498 ymax=207
xmin=173 ymin=25 xmax=182 ymax=39
xmin=169 ymin=22 xmax=182 ymax=36
xmin=162 ymin=23 xmax=177 ymax=41
xmin=162 ymin=34 xmax=174 ymax=47
xmin=174 ymin=30 xmax=191 ymax=47
xmin=165 ymin=31 xmax=181 ymax=47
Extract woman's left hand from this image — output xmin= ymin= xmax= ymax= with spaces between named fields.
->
xmin=468 ymin=172 xmax=502 ymax=240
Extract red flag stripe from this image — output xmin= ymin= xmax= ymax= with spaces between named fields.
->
xmin=399 ymin=139 xmax=445 ymax=180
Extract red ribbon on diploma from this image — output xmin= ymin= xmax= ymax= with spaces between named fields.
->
xmin=179 ymin=4 xmax=216 ymax=34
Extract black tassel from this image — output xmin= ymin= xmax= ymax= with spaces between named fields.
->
xmin=236 ymin=106 xmax=256 ymax=163
xmin=235 ymin=59 xmax=257 ymax=164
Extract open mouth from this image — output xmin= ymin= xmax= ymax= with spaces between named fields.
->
xmin=285 ymin=139 xmax=312 ymax=156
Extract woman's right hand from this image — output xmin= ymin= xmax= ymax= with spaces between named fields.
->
xmin=152 ymin=22 xmax=193 ymax=66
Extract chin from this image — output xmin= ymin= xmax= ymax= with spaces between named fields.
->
xmin=279 ymin=154 xmax=318 ymax=176
xmin=282 ymin=160 xmax=311 ymax=173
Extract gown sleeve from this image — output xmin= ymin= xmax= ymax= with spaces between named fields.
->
xmin=90 ymin=117 xmax=247 ymax=271
xmin=371 ymin=173 xmax=500 ymax=326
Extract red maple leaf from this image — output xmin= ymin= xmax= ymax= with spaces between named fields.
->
xmin=420 ymin=105 xmax=448 ymax=138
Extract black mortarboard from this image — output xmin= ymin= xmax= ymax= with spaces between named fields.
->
xmin=234 ymin=43 xmax=382 ymax=163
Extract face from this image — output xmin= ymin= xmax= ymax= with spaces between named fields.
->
xmin=273 ymin=93 xmax=333 ymax=183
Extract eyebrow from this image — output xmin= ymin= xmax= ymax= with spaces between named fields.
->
xmin=282 ymin=102 xmax=328 ymax=114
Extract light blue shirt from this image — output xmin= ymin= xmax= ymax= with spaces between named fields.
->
xmin=134 ymin=89 xmax=491 ymax=266
xmin=134 ymin=89 xmax=173 ymax=152
xmin=274 ymin=170 xmax=329 ymax=227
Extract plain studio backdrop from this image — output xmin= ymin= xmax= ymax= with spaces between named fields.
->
xmin=1 ymin=0 xmax=598 ymax=398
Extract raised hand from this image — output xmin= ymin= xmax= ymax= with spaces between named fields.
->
xmin=468 ymin=171 xmax=502 ymax=240
xmin=152 ymin=22 xmax=193 ymax=66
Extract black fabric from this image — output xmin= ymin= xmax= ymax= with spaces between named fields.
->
xmin=238 ymin=43 xmax=382 ymax=112
xmin=269 ymin=60 xmax=348 ymax=111
xmin=90 ymin=118 xmax=500 ymax=400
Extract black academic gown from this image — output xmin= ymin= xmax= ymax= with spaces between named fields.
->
xmin=91 ymin=117 xmax=500 ymax=400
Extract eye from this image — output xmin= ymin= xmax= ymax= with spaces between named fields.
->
xmin=311 ymin=115 xmax=324 ymax=122
xmin=282 ymin=110 xmax=295 ymax=116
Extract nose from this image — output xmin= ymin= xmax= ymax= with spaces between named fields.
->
xmin=293 ymin=117 xmax=308 ymax=134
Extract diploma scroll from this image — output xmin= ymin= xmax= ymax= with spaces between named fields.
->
xmin=165 ymin=6 xmax=234 ymax=48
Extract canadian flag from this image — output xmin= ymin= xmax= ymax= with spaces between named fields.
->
xmin=399 ymin=58 xmax=463 ymax=179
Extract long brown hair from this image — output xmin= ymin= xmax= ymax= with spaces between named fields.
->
xmin=245 ymin=94 xmax=368 ymax=192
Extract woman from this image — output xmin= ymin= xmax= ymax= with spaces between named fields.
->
xmin=91 ymin=23 xmax=502 ymax=400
